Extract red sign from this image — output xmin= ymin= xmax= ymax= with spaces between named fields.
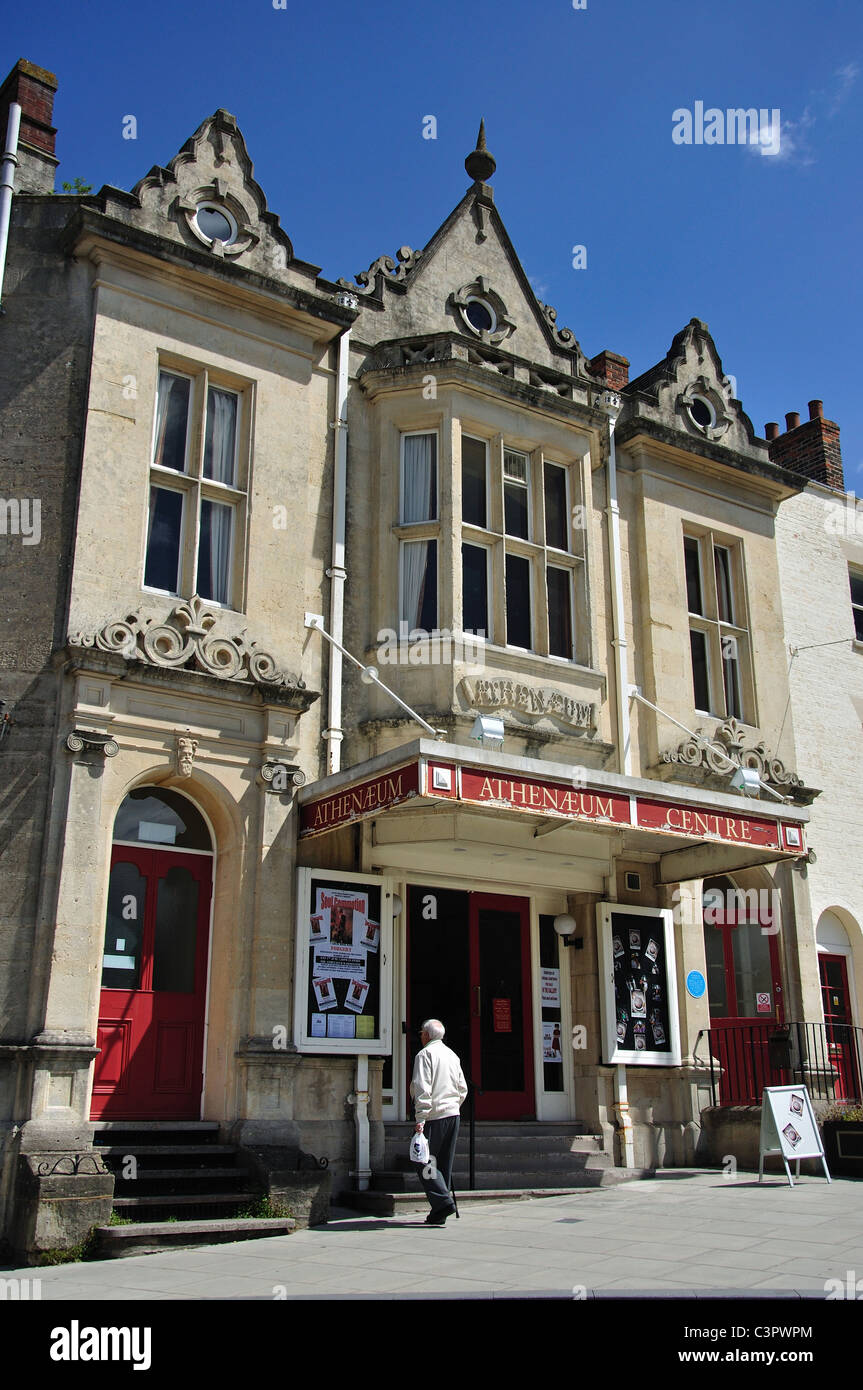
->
xmin=493 ymin=998 xmax=512 ymax=1033
xmin=299 ymin=762 xmax=420 ymax=838
xmin=458 ymin=770 xmax=631 ymax=826
xmin=636 ymin=797 xmax=781 ymax=851
xmin=300 ymin=756 xmax=805 ymax=854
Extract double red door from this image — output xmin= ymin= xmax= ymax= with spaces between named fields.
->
xmin=91 ymin=844 xmax=212 ymax=1119
xmin=704 ymin=907 xmax=786 ymax=1102
xmin=407 ymin=888 xmax=534 ymax=1121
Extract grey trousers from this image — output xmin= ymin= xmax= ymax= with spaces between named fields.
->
xmin=418 ymin=1115 xmax=459 ymax=1214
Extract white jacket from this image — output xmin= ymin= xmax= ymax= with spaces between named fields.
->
xmin=410 ymin=1039 xmax=468 ymax=1123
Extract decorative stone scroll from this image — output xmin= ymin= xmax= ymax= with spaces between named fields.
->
xmin=461 ymin=677 xmax=596 ymax=731
xmin=661 ymin=717 xmax=803 ymax=790
xmin=69 ymin=596 xmax=305 ymax=691
xmin=337 ymin=245 xmax=422 ymax=296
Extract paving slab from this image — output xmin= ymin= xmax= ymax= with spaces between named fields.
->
xmin=1 ymin=1173 xmax=860 ymax=1300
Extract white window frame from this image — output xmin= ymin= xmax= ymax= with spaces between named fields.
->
xmin=543 ymin=459 xmax=571 ymax=555
xmin=546 ymin=562 xmax=575 ymax=661
xmin=503 ymin=447 xmax=532 ymax=541
xmin=683 ymin=529 xmax=753 ymax=722
xmin=398 ymin=537 xmax=438 ymax=632
xmin=461 ymin=434 xmax=490 ymax=530
xmin=462 ymin=539 xmax=493 ymax=641
xmin=144 ymin=364 xmax=248 ymax=611
xmin=399 ymin=430 xmax=439 ymax=526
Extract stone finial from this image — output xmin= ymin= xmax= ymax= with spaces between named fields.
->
xmin=465 ymin=119 xmax=496 ymax=183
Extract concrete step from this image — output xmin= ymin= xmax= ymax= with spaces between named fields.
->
xmin=93 ymin=1216 xmax=295 ymax=1259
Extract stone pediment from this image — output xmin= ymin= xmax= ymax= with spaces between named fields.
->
xmin=621 ymin=318 xmax=767 ymax=462
xmin=337 ymin=127 xmax=594 ymax=378
xmin=660 ymin=717 xmax=819 ymax=805
xmin=68 ymin=596 xmax=311 ymax=698
xmin=94 ymin=109 xmax=300 ymax=283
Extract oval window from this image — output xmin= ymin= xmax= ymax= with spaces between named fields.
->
xmin=688 ymin=396 xmax=714 ymax=430
xmin=195 ymin=203 xmax=236 ymax=246
xmin=465 ymin=298 xmax=496 ymax=333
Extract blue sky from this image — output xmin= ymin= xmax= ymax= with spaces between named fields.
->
xmin=8 ymin=0 xmax=863 ymax=479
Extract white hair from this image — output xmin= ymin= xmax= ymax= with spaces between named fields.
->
xmin=422 ymin=1018 xmax=445 ymax=1040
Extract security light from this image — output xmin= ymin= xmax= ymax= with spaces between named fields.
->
xmin=469 ymin=713 xmax=504 ymax=747
xmin=729 ymin=766 xmax=761 ymax=797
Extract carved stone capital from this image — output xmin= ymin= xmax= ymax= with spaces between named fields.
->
xmin=66 ymin=729 xmax=119 ymax=758
xmin=260 ymin=759 xmax=306 ymax=792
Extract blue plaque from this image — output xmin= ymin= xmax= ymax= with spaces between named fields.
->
xmin=686 ymin=969 xmax=706 ymax=999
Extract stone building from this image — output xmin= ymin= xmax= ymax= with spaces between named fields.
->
xmin=0 ymin=58 xmax=855 ymax=1258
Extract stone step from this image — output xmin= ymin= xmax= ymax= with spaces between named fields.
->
xmin=112 ymin=1166 xmax=247 ymax=1185
xmin=384 ymin=1135 xmax=605 ymax=1162
xmin=93 ymin=1121 xmax=221 ymax=1146
xmin=114 ymin=1190 xmax=260 ymax=1209
xmin=97 ymin=1144 xmax=241 ymax=1161
xmin=93 ymin=1217 xmax=295 ymax=1259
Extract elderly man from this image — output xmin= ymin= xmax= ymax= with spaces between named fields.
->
xmin=410 ymin=1019 xmax=468 ymax=1225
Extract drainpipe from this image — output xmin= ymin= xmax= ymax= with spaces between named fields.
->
xmin=0 ymin=102 xmax=22 ymax=310
xmin=324 ymin=308 xmax=353 ymax=776
xmin=326 ymin=303 xmax=372 ymax=1188
xmin=597 ymin=390 xmax=637 ymax=1169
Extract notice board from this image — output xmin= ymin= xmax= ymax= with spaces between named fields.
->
xmin=597 ymin=902 xmax=681 ymax=1066
xmin=294 ymin=867 xmax=393 ymax=1054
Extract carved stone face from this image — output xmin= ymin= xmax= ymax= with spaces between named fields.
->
xmin=177 ymin=736 xmax=198 ymax=778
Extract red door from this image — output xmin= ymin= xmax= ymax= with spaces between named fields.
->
xmin=469 ymin=894 xmax=535 ymax=1120
xmin=703 ymin=901 xmax=786 ymax=1103
xmin=91 ymin=845 xmax=212 ymax=1119
xmin=820 ymin=954 xmax=860 ymax=1100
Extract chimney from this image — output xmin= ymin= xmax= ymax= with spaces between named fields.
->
xmin=765 ymin=422 xmax=779 ymax=441
xmin=0 ymin=60 xmax=58 ymax=194
xmin=767 ymin=401 xmax=844 ymax=491
xmin=589 ymin=349 xmax=630 ymax=390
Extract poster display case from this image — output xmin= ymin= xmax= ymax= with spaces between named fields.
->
xmin=294 ymin=867 xmax=393 ymax=1054
xmin=596 ymin=902 xmax=681 ymax=1066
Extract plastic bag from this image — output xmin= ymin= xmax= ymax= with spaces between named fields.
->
xmin=409 ymin=1130 xmax=430 ymax=1164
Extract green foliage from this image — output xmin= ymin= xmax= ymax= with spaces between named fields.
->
xmin=236 ymin=1195 xmax=294 ymax=1220
xmin=820 ymin=1102 xmax=863 ymax=1123
xmin=59 ymin=177 xmax=93 ymax=195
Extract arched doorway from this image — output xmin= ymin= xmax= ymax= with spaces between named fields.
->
xmin=91 ymin=787 xmax=214 ymax=1119
xmin=817 ymin=911 xmax=861 ymax=1100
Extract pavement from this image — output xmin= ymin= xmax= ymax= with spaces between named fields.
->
xmin=3 ymin=1169 xmax=862 ymax=1300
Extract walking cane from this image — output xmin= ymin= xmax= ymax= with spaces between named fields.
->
xmin=450 ymin=1183 xmax=460 ymax=1218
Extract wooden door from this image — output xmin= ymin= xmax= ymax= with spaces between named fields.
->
xmin=91 ymin=845 xmax=212 ymax=1119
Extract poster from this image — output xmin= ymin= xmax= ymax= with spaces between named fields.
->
xmin=597 ymin=903 xmax=681 ymax=1066
xmin=542 ymin=1021 xmax=563 ymax=1062
xmin=296 ymin=869 xmax=391 ymax=1055
xmin=540 ymin=967 xmax=560 ymax=1008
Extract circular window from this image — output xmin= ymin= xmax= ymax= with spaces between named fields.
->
xmin=194 ymin=203 xmax=237 ymax=246
xmin=465 ymin=297 xmax=496 ymax=333
xmin=688 ymin=396 xmax=715 ymax=430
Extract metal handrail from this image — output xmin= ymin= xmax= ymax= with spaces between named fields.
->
xmin=699 ymin=1020 xmax=863 ymax=1107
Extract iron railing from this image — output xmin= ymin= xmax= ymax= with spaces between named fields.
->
xmin=695 ymin=1021 xmax=863 ymax=1107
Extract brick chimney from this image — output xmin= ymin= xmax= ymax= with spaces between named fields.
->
xmin=590 ymin=349 xmax=630 ymax=390
xmin=0 ymin=59 xmax=58 ymax=194
xmin=766 ymin=399 xmax=844 ymax=491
